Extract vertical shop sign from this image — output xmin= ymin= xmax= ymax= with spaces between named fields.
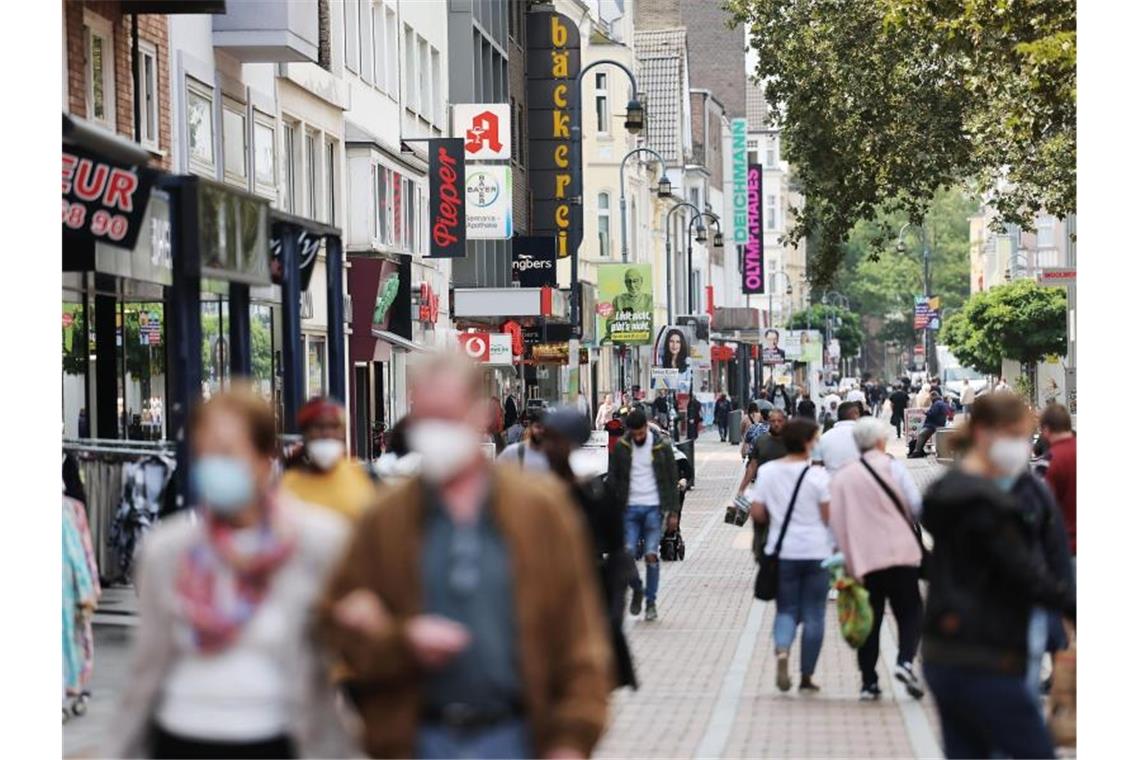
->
xmin=742 ymin=163 xmax=764 ymax=294
xmin=512 ymin=236 xmax=557 ymax=287
xmin=527 ymin=10 xmax=582 ymax=260
xmin=428 ymin=138 xmax=466 ymax=257
xmin=731 ymin=118 xmax=748 ymax=245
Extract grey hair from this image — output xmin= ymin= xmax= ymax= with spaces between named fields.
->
xmin=852 ymin=417 xmax=892 ymax=452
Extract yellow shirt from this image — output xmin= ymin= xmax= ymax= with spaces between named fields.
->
xmin=280 ymin=459 xmax=377 ymax=521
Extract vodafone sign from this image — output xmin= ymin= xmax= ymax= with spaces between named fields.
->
xmin=459 ymin=332 xmax=491 ymax=362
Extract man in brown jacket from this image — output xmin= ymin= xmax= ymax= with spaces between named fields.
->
xmin=322 ymin=353 xmax=612 ymax=759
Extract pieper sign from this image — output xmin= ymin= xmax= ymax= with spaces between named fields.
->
xmin=62 ymin=144 xmax=155 ymax=250
xmin=429 ymin=138 xmax=466 ymax=257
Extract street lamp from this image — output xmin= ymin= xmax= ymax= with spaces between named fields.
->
xmin=896 ymin=221 xmax=938 ymax=377
xmin=664 ymin=201 xmax=701 ymax=324
xmin=571 ymin=59 xmax=642 ymax=334
xmin=618 ymin=146 xmax=670 ymax=262
xmin=686 ymin=212 xmax=721 ymax=314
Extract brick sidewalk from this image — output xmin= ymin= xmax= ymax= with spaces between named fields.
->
xmin=595 ymin=434 xmax=943 ymax=759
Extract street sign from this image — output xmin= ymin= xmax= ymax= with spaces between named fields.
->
xmin=1037 ymin=267 xmax=1076 ymax=285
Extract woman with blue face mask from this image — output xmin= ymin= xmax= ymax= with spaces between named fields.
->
xmin=919 ymin=393 xmax=1075 ymax=760
xmin=109 ymin=387 xmax=359 ymax=759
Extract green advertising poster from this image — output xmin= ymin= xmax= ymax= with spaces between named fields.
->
xmin=597 ymin=263 xmax=653 ymax=345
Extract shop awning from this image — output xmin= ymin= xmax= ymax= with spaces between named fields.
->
xmin=371 ymin=329 xmax=429 ymax=353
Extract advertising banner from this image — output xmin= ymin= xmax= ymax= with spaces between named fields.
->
xmin=742 ymin=163 xmax=764 ymax=294
xmin=428 ymin=138 xmax=466 ymax=257
xmin=785 ymin=329 xmax=823 ymax=363
xmin=512 ymin=236 xmax=557 ymax=287
xmin=653 ymin=325 xmax=693 ymax=371
xmin=650 ymin=367 xmax=689 ymax=392
xmin=465 ymin=165 xmax=512 ymax=239
xmin=532 ymin=342 xmax=570 ymax=364
xmin=761 ymin=327 xmax=788 ymax=365
xmin=676 ymin=314 xmax=711 ymax=369
xmin=458 ymin=332 xmax=491 ymax=362
xmin=731 ymin=118 xmax=749 ymax=245
xmin=596 ymin=263 xmax=653 ymax=345
xmin=62 ymin=144 xmax=156 ymax=250
xmin=488 ymin=334 xmax=514 ymax=365
xmin=452 ymin=104 xmax=511 ymax=161
xmin=527 ymin=10 xmax=582 ymax=260
xmin=270 ymin=221 xmax=322 ymax=290
xmin=914 ymin=295 xmax=942 ymax=330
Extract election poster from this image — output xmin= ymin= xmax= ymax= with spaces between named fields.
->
xmin=597 ymin=263 xmax=653 ymax=344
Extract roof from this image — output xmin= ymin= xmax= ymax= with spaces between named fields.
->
xmin=634 ymin=28 xmax=687 ymax=164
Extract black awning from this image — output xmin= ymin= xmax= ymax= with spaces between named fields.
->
xmin=121 ymin=1 xmax=227 ymax=14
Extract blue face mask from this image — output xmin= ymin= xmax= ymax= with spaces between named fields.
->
xmin=993 ymin=475 xmax=1017 ymax=492
xmin=192 ymin=456 xmax=255 ymax=517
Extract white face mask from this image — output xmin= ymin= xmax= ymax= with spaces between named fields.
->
xmin=407 ymin=419 xmax=481 ymax=484
xmin=306 ymin=438 xmax=345 ymax=471
xmin=989 ymin=437 xmax=1031 ymax=476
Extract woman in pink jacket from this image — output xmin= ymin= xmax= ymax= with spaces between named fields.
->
xmin=829 ymin=417 xmax=926 ymax=702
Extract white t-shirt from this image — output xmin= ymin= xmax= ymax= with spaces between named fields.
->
xmin=628 ymin=436 xmax=660 ymax=506
xmin=497 ymin=441 xmax=550 ymax=472
xmin=817 ymin=420 xmax=860 ymax=473
xmin=846 ymin=388 xmax=866 ymax=405
xmin=747 ymin=460 xmax=833 ymax=560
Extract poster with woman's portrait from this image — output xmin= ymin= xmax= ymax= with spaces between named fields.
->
xmin=652 ymin=324 xmax=694 ymax=391
xmin=675 ymin=314 xmax=711 ymax=369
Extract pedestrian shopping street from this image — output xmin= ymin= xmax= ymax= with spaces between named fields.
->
xmin=65 ymin=433 xmax=951 ymax=760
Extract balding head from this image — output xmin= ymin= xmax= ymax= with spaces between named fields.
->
xmin=408 ymin=351 xmax=485 ymax=425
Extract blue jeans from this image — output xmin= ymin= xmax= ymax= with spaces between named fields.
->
xmin=625 ymin=504 xmax=663 ymax=603
xmin=416 ymin=719 xmax=532 ymax=759
xmin=772 ymin=558 xmax=830 ymax=676
xmin=925 ymin=662 xmax=1056 ymax=759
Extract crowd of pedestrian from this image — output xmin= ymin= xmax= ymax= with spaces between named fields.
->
xmin=99 ymin=350 xmax=1076 ymax=760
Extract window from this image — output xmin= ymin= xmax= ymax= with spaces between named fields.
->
xmin=186 ymin=78 xmax=215 ymax=175
xmin=136 ymin=42 xmax=159 ymax=150
xmin=222 ymin=98 xmax=248 ymax=185
xmin=431 ymin=47 xmax=442 ymax=126
xmin=84 ymin=13 xmax=115 ymax=130
xmin=345 ymin=0 xmax=359 ymax=73
xmin=403 ymin=176 xmax=416 ymax=252
xmin=766 ymin=194 xmax=777 ymax=230
xmin=1037 ymin=217 xmax=1056 ymax=248
xmin=598 ymin=192 xmax=611 ymax=257
xmin=418 ymin=37 xmax=430 ymax=119
xmin=386 ymin=8 xmax=398 ymax=95
xmin=595 ymin=72 xmax=609 ymax=134
xmin=325 ymin=139 xmax=337 ymax=225
xmin=305 ymin=131 xmax=317 ymax=218
xmin=375 ymin=164 xmax=391 ymax=245
xmin=253 ymin=113 xmax=276 ymax=197
xmin=392 ymin=169 xmax=403 ymax=249
xmin=372 ymin=3 xmax=385 ymax=92
xmin=360 ymin=0 xmax=372 ymax=84
xmin=282 ymin=121 xmax=298 ymax=212
xmin=766 ymin=137 xmax=777 ymax=167
xmin=403 ymin=25 xmax=417 ymax=113
xmin=306 ymin=335 xmax=327 ymax=399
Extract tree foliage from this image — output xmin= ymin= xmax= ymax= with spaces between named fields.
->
xmin=724 ymin=0 xmax=1075 ymax=288
xmin=787 ymin=303 xmax=865 ymax=358
xmin=939 ymin=279 xmax=1067 ymax=374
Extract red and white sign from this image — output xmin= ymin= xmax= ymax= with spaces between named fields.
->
xmin=459 ymin=332 xmax=491 ymax=361
xmin=418 ymin=283 xmax=440 ymax=324
xmin=1037 ymin=267 xmax=1076 ymax=285
xmin=453 ymin=104 xmax=511 ymax=160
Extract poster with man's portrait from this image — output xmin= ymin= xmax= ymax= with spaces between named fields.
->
xmin=597 ymin=263 xmax=653 ymax=344
xmin=761 ymin=328 xmax=787 ymax=365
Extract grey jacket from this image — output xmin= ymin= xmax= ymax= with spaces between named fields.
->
xmin=107 ymin=496 xmax=362 ymax=758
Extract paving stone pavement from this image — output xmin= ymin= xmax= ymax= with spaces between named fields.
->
xmin=595 ymin=433 xmax=945 ymax=759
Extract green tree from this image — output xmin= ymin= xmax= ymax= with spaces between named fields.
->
xmin=724 ymin=0 xmax=1075 ymax=287
xmin=940 ymin=280 xmax=1067 ymax=374
xmin=787 ymin=303 xmax=865 ymax=358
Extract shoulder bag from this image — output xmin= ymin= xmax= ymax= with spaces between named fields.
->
xmin=859 ymin=457 xmax=930 ymax=578
xmin=754 ymin=466 xmax=811 ymax=601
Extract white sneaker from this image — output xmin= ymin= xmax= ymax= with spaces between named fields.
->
xmin=894 ymin=662 xmax=925 ymax=699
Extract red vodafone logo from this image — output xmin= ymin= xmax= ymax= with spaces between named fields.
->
xmin=459 ymin=332 xmax=491 ymax=362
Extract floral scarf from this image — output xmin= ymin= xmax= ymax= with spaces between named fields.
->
xmin=175 ymin=495 xmax=296 ymax=654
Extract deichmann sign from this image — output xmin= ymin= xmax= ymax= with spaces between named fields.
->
xmin=428 ymin=138 xmax=466 ymax=257
xmin=742 ymin=163 xmax=764 ymax=294
xmin=453 ymin=104 xmax=512 ymax=161
xmin=512 ymin=236 xmax=557 ymax=287
xmin=731 ymin=118 xmax=748 ymax=245
xmin=466 ymin=165 xmax=512 ymax=239
xmin=62 ymin=144 xmax=156 ymax=251
xmin=527 ymin=10 xmax=582 ymax=260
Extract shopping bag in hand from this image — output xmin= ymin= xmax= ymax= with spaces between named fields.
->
xmin=823 ymin=554 xmax=873 ymax=649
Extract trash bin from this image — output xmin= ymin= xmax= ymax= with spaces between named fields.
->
xmin=728 ymin=409 xmax=742 ymax=445
xmin=934 ymin=427 xmax=955 ymax=463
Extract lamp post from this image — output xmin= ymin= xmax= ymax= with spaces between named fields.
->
xmin=571 ymin=59 xmax=643 ymax=336
xmin=896 ymin=222 xmax=937 ymax=377
xmin=619 ymin=147 xmax=671 ymax=263
xmin=821 ymin=290 xmax=849 ymax=377
xmin=664 ymin=201 xmax=702 ymax=324
xmin=687 ymin=212 xmax=722 ymax=313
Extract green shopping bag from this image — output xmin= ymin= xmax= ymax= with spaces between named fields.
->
xmin=834 ymin=575 xmax=873 ymax=649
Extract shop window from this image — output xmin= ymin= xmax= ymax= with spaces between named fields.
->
xmin=223 ymin=98 xmax=248 ymax=186
xmin=136 ymin=41 xmax=159 ymax=151
xmin=250 ymin=305 xmax=275 ymax=402
xmin=307 ymin=335 xmax=327 ymax=399
xmin=187 ymin=78 xmax=215 ymax=176
xmin=122 ymin=303 xmax=168 ymax=440
xmin=253 ymin=113 xmax=276 ymax=198
xmin=83 ymin=12 xmax=115 ymax=130
xmin=200 ymin=293 xmax=229 ymax=398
